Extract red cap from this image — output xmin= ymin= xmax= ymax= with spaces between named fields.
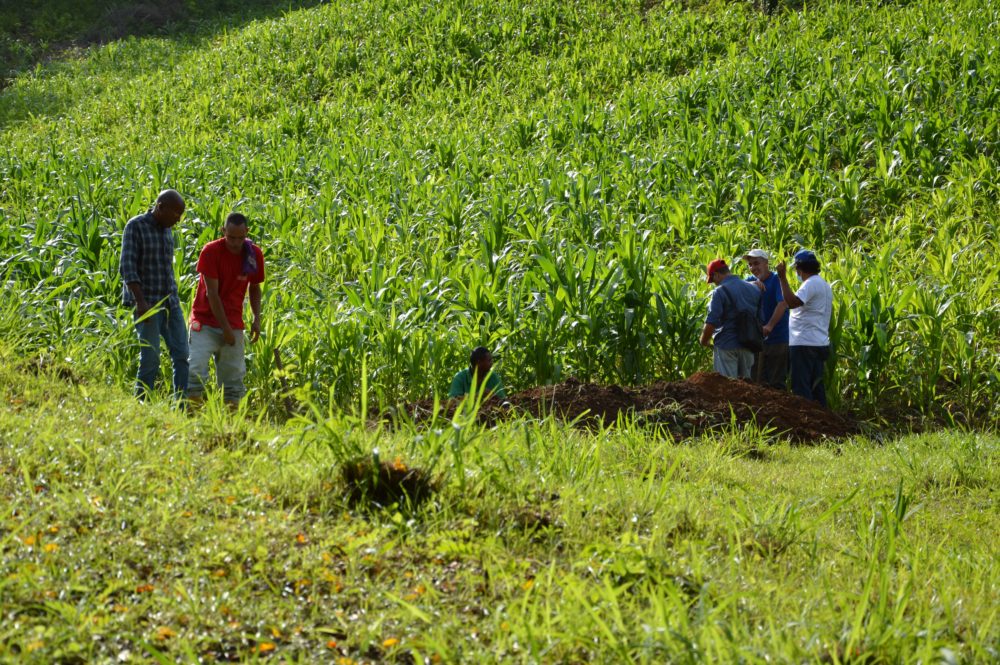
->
xmin=706 ymin=259 xmax=727 ymax=283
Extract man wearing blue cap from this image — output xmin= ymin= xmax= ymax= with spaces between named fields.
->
xmin=776 ymin=250 xmax=833 ymax=406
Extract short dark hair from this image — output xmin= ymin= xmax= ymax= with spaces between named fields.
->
xmin=225 ymin=212 xmax=248 ymax=227
xmin=469 ymin=346 xmax=491 ymax=366
xmin=156 ymin=189 xmax=184 ymax=208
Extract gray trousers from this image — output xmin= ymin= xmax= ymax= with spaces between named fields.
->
xmin=187 ymin=325 xmax=247 ymax=402
xmin=714 ymin=347 xmax=754 ymax=379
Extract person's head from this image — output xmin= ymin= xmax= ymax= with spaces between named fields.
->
xmin=706 ymin=259 xmax=730 ymax=285
xmin=152 ymin=189 xmax=185 ymax=228
xmin=469 ymin=346 xmax=493 ymax=377
xmin=742 ymin=249 xmax=771 ymax=281
xmin=222 ymin=212 xmax=249 ymax=254
xmin=791 ymin=249 xmax=821 ymax=278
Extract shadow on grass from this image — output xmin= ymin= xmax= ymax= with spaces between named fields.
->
xmin=0 ymin=0 xmax=325 ymax=125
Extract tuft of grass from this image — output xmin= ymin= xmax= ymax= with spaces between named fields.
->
xmin=341 ymin=453 xmax=438 ymax=511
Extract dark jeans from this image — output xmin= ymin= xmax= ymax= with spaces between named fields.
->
xmin=752 ymin=343 xmax=788 ymax=390
xmin=135 ymin=302 xmax=189 ymax=400
xmin=789 ymin=345 xmax=830 ymax=406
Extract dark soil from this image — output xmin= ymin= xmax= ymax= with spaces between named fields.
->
xmin=341 ymin=457 xmax=437 ymax=509
xmin=17 ymin=355 xmax=81 ymax=384
xmin=403 ymin=372 xmax=858 ymax=443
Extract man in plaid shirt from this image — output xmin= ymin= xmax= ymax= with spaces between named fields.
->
xmin=120 ymin=189 xmax=189 ymax=399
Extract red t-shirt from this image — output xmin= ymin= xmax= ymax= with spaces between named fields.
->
xmin=191 ymin=239 xmax=265 ymax=330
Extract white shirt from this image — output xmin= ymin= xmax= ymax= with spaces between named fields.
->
xmin=789 ymin=275 xmax=832 ymax=346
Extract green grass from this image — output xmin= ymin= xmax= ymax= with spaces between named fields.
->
xmin=1 ymin=366 xmax=998 ymax=662
xmin=0 ymin=0 xmax=325 ymax=87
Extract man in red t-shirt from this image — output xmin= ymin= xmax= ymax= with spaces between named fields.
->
xmin=187 ymin=212 xmax=265 ymax=404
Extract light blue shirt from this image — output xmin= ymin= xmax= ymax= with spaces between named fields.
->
xmin=706 ymin=275 xmax=762 ymax=350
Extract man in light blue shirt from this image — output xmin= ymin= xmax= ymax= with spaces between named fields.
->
xmin=700 ymin=259 xmax=762 ymax=379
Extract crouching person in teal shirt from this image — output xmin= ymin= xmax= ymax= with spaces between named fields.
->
xmin=449 ymin=346 xmax=506 ymax=400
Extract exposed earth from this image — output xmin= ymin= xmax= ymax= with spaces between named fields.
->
xmin=403 ymin=372 xmax=858 ymax=443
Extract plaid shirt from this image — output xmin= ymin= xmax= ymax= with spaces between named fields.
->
xmin=119 ymin=212 xmax=179 ymax=308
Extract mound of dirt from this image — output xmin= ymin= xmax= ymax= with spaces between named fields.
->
xmin=633 ymin=372 xmax=857 ymax=442
xmin=403 ymin=372 xmax=857 ymax=443
xmin=496 ymin=378 xmax=637 ymax=424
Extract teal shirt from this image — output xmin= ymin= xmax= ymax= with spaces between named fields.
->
xmin=448 ymin=368 xmax=506 ymax=399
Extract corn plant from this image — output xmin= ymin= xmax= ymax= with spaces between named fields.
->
xmin=1 ymin=0 xmax=999 ymax=424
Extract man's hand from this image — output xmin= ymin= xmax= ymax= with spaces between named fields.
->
xmin=222 ymin=327 xmax=237 ymax=346
xmin=249 ymin=317 xmax=261 ymax=343
xmin=774 ymin=261 xmax=803 ymax=309
xmin=135 ymin=300 xmax=151 ymax=318
xmin=763 ymin=323 xmax=774 ymax=337
xmin=699 ymin=323 xmax=715 ymax=348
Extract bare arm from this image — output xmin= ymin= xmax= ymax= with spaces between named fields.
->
xmin=205 ymin=276 xmax=236 ymax=345
xmin=763 ymin=301 xmax=788 ymax=336
xmin=127 ymin=282 xmax=150 ymax=316
xmin=700 ymin=323 xmax=715 ymax=347
xmin=775 ymin=262 xmax=804 ymax=309
xmin=248 ymin=283 xmax=262 ymax=343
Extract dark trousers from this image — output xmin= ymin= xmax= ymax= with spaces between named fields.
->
xmin=752 ymin=343 xmax=789 ymax=390
xmin=135 ymin=302 xmax=189 ymax=400
xmin=789 ymin=345 xmax=830 ymax=406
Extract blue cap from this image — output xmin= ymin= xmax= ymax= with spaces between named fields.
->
xmin=792 ymin=249 xmax=818 ymax=266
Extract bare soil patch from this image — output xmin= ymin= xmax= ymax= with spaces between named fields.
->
xmin=341 ymin=457 xmax=437 ymax=509
xmin=404 ymin=372 xmax=857 ymax=443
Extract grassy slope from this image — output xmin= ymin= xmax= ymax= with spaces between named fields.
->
xmin=0 ymin=1 xmax=325 ymax=87
xmin=1 ymin=366 xmax=998 ymax=662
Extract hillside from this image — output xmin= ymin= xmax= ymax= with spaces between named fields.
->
xmin=1 ymin=0 xmax=997 ymax=421
xmin=0 ymin=1 xmax=323 ymax=87
xmin=2 ymin=0 xmax=1000 ymax=660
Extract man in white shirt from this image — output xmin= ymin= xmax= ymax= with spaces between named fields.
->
xmin=776 ymin=250 xmax=833 ymax=406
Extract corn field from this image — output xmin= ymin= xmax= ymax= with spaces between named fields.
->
xmin=1 ymin=0 xmax=998 ymax=423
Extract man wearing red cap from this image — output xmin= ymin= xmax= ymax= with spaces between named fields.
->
xmin=699 ymin=259 xmax=762 ymax=379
